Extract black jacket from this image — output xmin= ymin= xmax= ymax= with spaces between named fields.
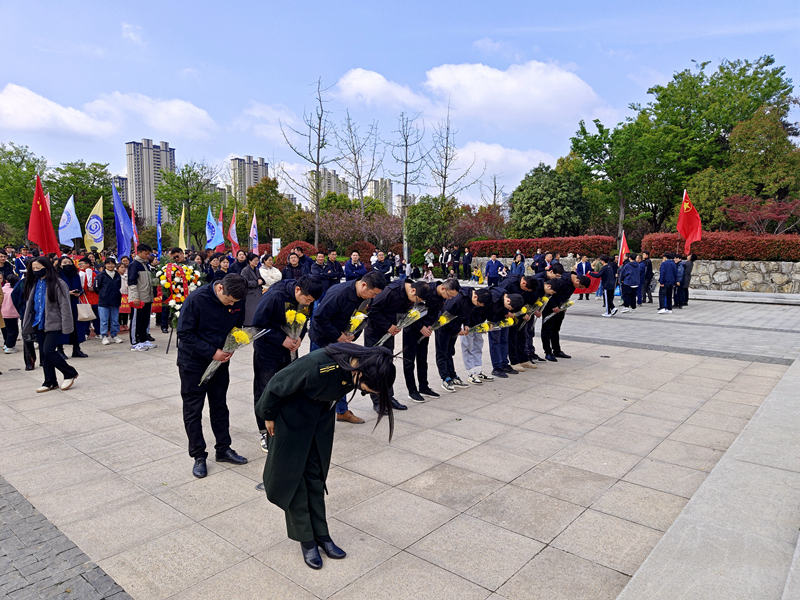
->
xmin=590 ymin=263 xmax=616 ymax=291
xmin=365 ymin=280 xmax=412 ymax=336
xmin=442 ymin=287 xmax=478 ymax=333
xmin=373 ymin=259 xmax=392 ymax=277
xmin=414 ymin=282 xmax=445 ymax=330
xmin=176 ymin=283 xmax=245 ymax=367
xmin=252 ymin=279 xmax=300 ymax=365
xmin=282 ymin=264 xmax=304 ymax=281
xmin=487 ymin=286 xmax=511 ymax=322
xmin=311 ymin=260 xmax=342 ymax=293
xmin=643 ymin=258 xmax=654 ymax=281
xmin=229 ymin=260 xmax=247 ymax=275
xmin=499 ymin=274 xmax=541 ymax=306
xmin=94 ymin=270 xmax=122 ymax=308
xmin=462 ymin=252 xmax=472 ymax=266
xmin=298 ymin=254 xmax=313 ymax=275
xmin=308 ymin=280 xmax=363 ymax=347
xmin=543 ymin=273 xmax=576 ymax=316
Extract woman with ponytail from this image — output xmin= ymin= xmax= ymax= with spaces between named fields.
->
xmin=255 ymin=342 xmax=396 ymax=570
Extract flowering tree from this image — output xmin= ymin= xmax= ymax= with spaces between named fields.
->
xmin=363 ymin=212 xmax=402 ymax=250
xmin=318 ymin=208 xmax=366 ymax=250
xmin=453 ymin=204 xmax=507 ymax=244
xmin=723 ymin=195 xmax=800 ymax=235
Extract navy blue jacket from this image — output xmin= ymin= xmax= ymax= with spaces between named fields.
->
xmin=373 ymin=259 xmax=392 ymax=277
xmin=311 ymin=259 xmax=343 ymax=293
xmin=660 ymin=260 xmax=678 ymax=286
xmin=94 ymin=270 xmax=122 ymax=308
xmin=176 ymin=283 xmax=245 ymax=366
xmin=499 ymin=274 xmax=541 ymax=306
xmin=637 ymin=261 xmax=647 ymax=283
xmin=485 ymin=259 xmax=502 ymax=278
xmin=282 ymin=264 xmax=304 ymax=281
xmin=643 ymin=258 xmax=654 ymax=280
xmin=344 ymin=259 xmax=367 ymax=281
xmin=308 ymin=280 xmax=363 ymax=347
xmin=297 ymin=254 xmax=313 ymax=276
xmin=576 ymin=261 xmax=592 ymax=277
xmin=590 ymin=263 xmax=616 ymax=291
xmin=442 ymin=287 xmax=479 ymax=333
xmin=414 ymin=282 xmax=445 ymax=329
xmin=365 ymin=280 xmax=412 ymax=336
xmin=619 ymin=261 xmax=640 ymax=287
xmin=252 ymin=279 xmax=302 ymax=365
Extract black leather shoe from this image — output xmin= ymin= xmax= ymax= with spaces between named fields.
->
xmin=316 ymin=537 xmax=346 ymax=559
xmin=545 ymin=354 xmax=558 ymax=362
xmin=25 ymin=365 xmax=35 ymax=371
xmin=491 ymin=368 xmax=508 ymax=378
xmin=390 ymin=398 xmax=407 ymax=410
xmin=147 ymin=334 xmax=156 ymax=342
xmin=71 ymin=349 xmax=88 ymax=358
xmin=215 ymin=448 xmax=248 ymax=465
xmin=531 ymin=354 xmax=546 ymax=362
xmin=554 ymin=351 xmax=571 ymax=359
xmin=419 ymin=387 xmax=440 ymax=398
xmin=192 ymin=458 xmax=207 ymax=478
xmin=302 ymin=544 xmax=323 ymax=569
xmin=502 ymin=365 xmax=519 ymax=374
xmin=408 ymin=391 xmax=427 ymax=403
xmin=161 ymin=328 xmax=169 ymax=334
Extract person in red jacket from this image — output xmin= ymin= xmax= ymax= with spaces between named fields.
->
xmin=78 ymin=257 xmax=101 ymax=340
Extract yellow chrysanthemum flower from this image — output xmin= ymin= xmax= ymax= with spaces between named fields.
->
xmin=438 ymin=315 xmax=448 ymax=325
xmin=519 ymin=307 xmax=528 ymax=314
xmin=505 ymin=317 xmax=515 ymax=326
xmin=285 ymin=310 xmax=297 ymax=324
xmin=295 ymin=313 xmax=307 ymax=325
xmin=232 ymin=330 xmax=250 ymax=344
xmin=409 ymin=310 xmax=421 ymax=319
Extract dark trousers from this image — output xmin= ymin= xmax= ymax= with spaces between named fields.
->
xmin=659 ymin=284 xmax=674 ymax=310
xmin=284 ymin=407 xmax=333 ymax=542
xmin=402 ymin=328 xmax=429 ymax=393
xmin=2 ymin=317 xmax=19 ymax=348
xmin=621 ymin=284 xmax=637 ymax=308
xmin=23 ymin=334 xmax=37 ymax=369
xmin=674 ymin=285 xmax=688 ymax=307
xmin=35 ymin=329 xmax=78 ymax=387
xmin=523 ymin=317 xmax=538 ymax=358
xmin=179 ymin=359 xmax=232 ymax=459
xmin=644 ymin=278 xmax=654 ymax=303
xmin=487 ymin=276 xmax=499 ymax=287
xmin=130 ymin=302 xmax=152 ymax=345
xmin=435 ymin=329 xmax=458 ymax=380
xmin=253 ymin=347 xmax=287 ymax=432
xmin=508 ymin=323 xmax=526 ymax=365
xmin=488 ymin=329 xmax=510 ymax=370
xmin=365 ymin=327 xmax=395 ymax=405
xmin=541 ymin=312 xmax=565 ymax=355
xmin=161 ymin=302 xmax=170 ymax=330
xmin=602 ymin=288 xmax=615 ymax=314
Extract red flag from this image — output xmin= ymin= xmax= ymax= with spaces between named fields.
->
xmin=131 ymin=204 xmax=139 ymax=247
xmin=619 ymin=231 xmax=630 ymax=264
xmin=227 ymin=208 xmax=240 ymax=256
xmin=215 ymin=207 xmax=226 ymax=252
xmin=28 ymin=176 xmax=60 ymax=254
xmin=677 ymin=189 xmax=702 ymax=254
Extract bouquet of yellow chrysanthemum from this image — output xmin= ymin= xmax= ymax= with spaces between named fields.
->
xmin=541 ymin=299 xmax=575 ymax=323
xmin=199 ymin=326 xmax=267 ymax=385
xmin=345 ymin=300 xmax=370 ymax=337
xmin=417 ymin=311 xmax=454 ymax=343
xmin=282 ymin=302 xmax=311 ymax=340
xmin=466 ymin=321 xmax=497 ymax=335
xmin=376 ymin=303 xmax=428 ymax=346
xmin=518 ymin=296 xmax=550 ymax=328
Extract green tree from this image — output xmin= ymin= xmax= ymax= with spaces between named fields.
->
xmin=246 ymin=177 xmax=294 ymax=241
xmin=158 ymin=161 xmax=223 ymax=249
xmin=509 ymin=163 xmax=587 ymax=238
xmin=406 ymin=195 xmax=460 ymax=250
xmin=0 ymin=143 xmax=48 ymax=232
xmin=138 ymin=225 xmax=173 ymax=251
xmin=319 ymin=191 xmax=386 ymax=215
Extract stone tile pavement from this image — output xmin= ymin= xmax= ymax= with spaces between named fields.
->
xmin=0 ymin=299 xmax=792 ymax=599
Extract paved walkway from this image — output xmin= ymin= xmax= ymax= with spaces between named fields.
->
xmin=0 ymin=298 xmax=794 ymax=599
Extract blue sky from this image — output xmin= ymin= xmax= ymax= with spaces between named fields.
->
xmin=1 ymin=0 xmax=798 ymax=204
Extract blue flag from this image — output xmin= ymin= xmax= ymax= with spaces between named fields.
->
xmin=205 ymin=206 xmax=223 ymax=249
xmin=58 ymin=195 xmax=82 ymax=246
xmin=112 ymin=182 xmax=134 ymax=258
xmin=157 ymin=204 xmax=162 ymax=259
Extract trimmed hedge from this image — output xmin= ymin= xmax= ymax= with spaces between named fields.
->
xmin=346 ymin=241 xmax=377 ymax=259
xmin=470 ymin=236 xmax=616 ymax=258
xmin=642 ymin=232 xmax=800 ymax=261
xmin=274 ymin=241 xmax=320 ymax=268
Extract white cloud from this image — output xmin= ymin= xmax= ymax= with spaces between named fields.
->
xmin=0 ymin=84 xmax=115 ymax=138
xmin=121 ymin=22 xmax=144 ymax=45
xmin=335 ymin=60 xmax=612 ymax=131
xmin=233 ymin=101 xmax=297 ymax=144
xmin=86 ymin=92 xmax=217 ymax=139
xmin=472 ymin=38 xmax=521 ymax=61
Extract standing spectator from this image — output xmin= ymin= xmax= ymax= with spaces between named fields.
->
xmin=95 ymin=257 xmax=123 ymax=344
xmin=641 ymin=251 xmax=654 ymax=304
xmin=282 ymin=253 xmax=305 ymax=280
xmin=177 ymin=274 xmax=249 ymax=478
xmin=311 ymin=252 xmax=339 ymax=296
xmin=78 ymin=257 xmax=101 ymax=339
xmin=451 ymin=245 xmax=462 ymax=279
xmin=681 ymin=254 xmax=696 ymax=306
xmin=293 ymin=247 xmax=313 ymax=275
xmin=461 ymin=246 xmax=472 ymax=281
xmin=0 ymin=249 xmax=14 ymax=281
xmin=618 ymin=254 xmax=640 ymax=313
xmin=394 ymin=252 xmax=402 ymax=278
xmin=485 ymin=253 xmax=502 ymax=287
xmin=205 ymin=253 xmax=222 ymax=281
xmin=56 ymin=257 xmax=87 ymax=358
xmin=373 ymin=251 xmax=392 ymax=278
xmin=22 ymin=257 xmax=79 ymax=392
xmin=590 ymin=255 xmax=617 ymax=317
xmin=636 ymin=255 xmax=647 ymax=306
xmin=674 ymin=255 xmax=686 ymax=309
xmin=322 ymin=250 xmax=344 ymax=289
xmin=658 ymin=252 xmax=677 ymax=314
xmin=576 ymin=255 xmax=591 ymax=299
xmin=212 ymin=255 xmax=231 ymax=282
xmin=424 ymin=248 xmax=435 ymax=269
xmin=509 ymin=254 xmax=525 ymax=276
xmin=2 ymin=274 xmax=19 ymax=353
xmin=128 ymin=244 xmax=156 ymax=351
xmin=118 ymin=262 xmax=129 ymax=331
xmin=344 ymin=251 xmax=367 ymax=281
xmin=241 ymin=253 xmax=265 ymax=326
xmin=259 ymin=255 xmax=283 ymax=291
xmin=230 ymin=250 xmax=248 ymax=274
xmin=14 ymin=246 xmax=29 ymax=277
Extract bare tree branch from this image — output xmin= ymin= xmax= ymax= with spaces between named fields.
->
xmin=426 ymin=101 xmax=485 ymax=200
xmin=334 ymin=111 xmax=384 ymax=215
xmin=480 ymin=173 xmax=506 ymax=206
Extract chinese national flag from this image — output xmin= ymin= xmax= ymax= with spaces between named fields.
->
xmin=619 ymin=231 xmax=630 ymax=263
xmin=29 ymin=175 xmax=60 ymax=254
xmin=677 ymin=189 xmax=702 ymax=254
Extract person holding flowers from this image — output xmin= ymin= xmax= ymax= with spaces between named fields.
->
xmin=499 ymin=274 xmax=544 ymax=371
xmin=486 ymin=288 xmax=526 ymax=378
xmin=541 ymin=264 xmax=589 ymax=361
xmin=307 ymin=271 xmax=387 ymax=424
xmin=437 ymin=287 xmax=492 ymax=392
xmin=402 ymin=279 xmax=460 ymax=403
xmin=363 ymin=279 xmax=427 ymax=413
xmin=251 ymin=276 xmax=323 ymax=453
xmin=176 ymin=274 xmax=250 ymax=479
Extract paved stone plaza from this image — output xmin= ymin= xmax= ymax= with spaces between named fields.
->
xmin=0 ymin=298 xmax=797 ymax=599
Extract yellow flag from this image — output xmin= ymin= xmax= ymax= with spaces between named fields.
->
xmin=83 ymin=197 xmax=104 ymax=251
xmin=178 ymin=205 xmax=186 ymax=249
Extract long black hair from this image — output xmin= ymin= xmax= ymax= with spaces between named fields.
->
xmin=324 ymin=343 xmax=396 ymax=440
xmin=23 ymin=256 xmax=61 ymax=303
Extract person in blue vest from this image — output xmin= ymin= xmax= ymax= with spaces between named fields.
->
xmin=658 ymin=252 xmax=678 ymax=314
xmin=485 ymin=254 xmax=502 ymax=287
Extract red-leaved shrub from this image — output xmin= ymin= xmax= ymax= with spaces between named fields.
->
xmin=274 ymin=241 xmax=320 ymax=268
xmin=469 ymin=236 xmax=616 ymax=258
xmin=642 ymin=232 xmax=800 ymax=261
xmin=346 ymin=241 xmax=376 ymax=259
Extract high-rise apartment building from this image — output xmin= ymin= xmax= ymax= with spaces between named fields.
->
xmin=113 ymin=175 xmax=128 ymax=206
xmin=307 ymin=168 xmax=350 ymax=205
xmin=365 ymin=178 xmax=393 ymax=213
xmin=125 ymin=139 xmax=176 ymax=225
xmin=393 ymin=193 xmax=417 ymax=217
xmin=231 ymin=156 xmax=268 ymax=203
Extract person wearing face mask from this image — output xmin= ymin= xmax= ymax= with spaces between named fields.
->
xmin=94 ymin=257 xmax=123 ymax=344
xmin=56 ymin=256 xmax=87 ymax=359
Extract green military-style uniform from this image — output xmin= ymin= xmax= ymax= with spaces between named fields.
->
xmin=255 ymin=348 xmax=354 ymax=542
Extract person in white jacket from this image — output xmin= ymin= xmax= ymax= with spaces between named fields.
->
xmin=259 ymin=255 xmax=282 ymax=291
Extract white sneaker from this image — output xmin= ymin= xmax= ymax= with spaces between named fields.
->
xmin=101 ymin=337 xmax=111 ymax=345
xmin=260 ymin=433 xmax=269 ymax=454
xmin=60 ymin=374 xmax=78 ymax=391
xmin=142 ymin=341 xmax=158 ymax=349
xmin=4 ymin=347 xmax=19 ymax=354
xmin=477 ymin=372 xmax=494 ymax=381
xmin=620 ymin=307 xmax=631 ymax=313
xmin=601 ymin=313 xmax=612 ymax=317
xmin=131 ymin=343 xmax=148 ymax=352
xmin=665 ymin=310 xmax=673 ymax=314
xmin=452 ymin=377 xmax=470 ymax=388
xmin=111 ymin=336 xmax=123 ymax=344
xmin=611 ymin=308 xmax=618 ymax=315
xmin=441 ymin=379 xmax=456 ymax=393
xmin=658 ymin=309 xmax=666 ymax=314
xmin=468 ymin=374 xmax=483 ymax=385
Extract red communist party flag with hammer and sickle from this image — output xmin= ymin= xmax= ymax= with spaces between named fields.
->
xmin=677 ymin=189 xmax=702 ymax=255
